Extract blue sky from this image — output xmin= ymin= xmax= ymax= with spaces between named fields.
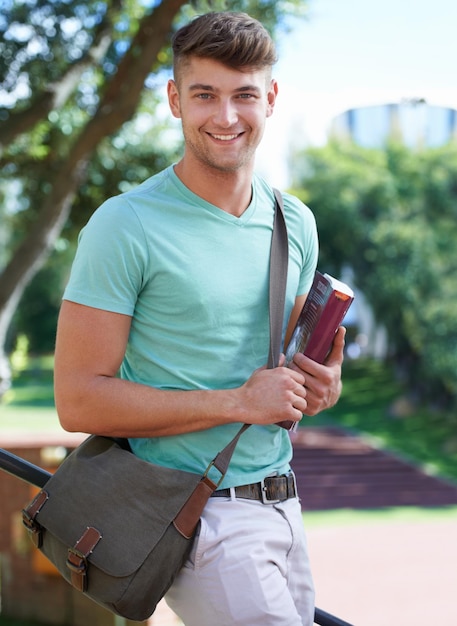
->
xmin=256 ymin=0 xmax=457 ymax=186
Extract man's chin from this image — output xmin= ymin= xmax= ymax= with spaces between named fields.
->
xmin=201 ymin=154 xmax=252 ymax=174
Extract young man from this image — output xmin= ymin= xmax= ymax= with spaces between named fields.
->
xmin=54 ymin=11 xmax=345 ymax=626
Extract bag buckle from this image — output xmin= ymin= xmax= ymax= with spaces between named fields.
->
xmin=202 ymin=460 xmax=225 ymax=489
xmin=22 ymin=490 xmax=49 ymax=548
xmin=66 ymin=549 xmax=88 ymax=592
xmin=66 ymin=526 xmax=102 ymax=593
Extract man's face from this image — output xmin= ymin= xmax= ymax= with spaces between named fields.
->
xmin=168 ymin=57 xmax=278 ymax=173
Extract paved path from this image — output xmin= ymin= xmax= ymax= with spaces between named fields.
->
xmin=306 ymin=516 xmax=457 ymax=626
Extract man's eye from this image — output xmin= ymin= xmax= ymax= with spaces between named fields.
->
xmin=197 ymin=93 xmax=212 ymax=99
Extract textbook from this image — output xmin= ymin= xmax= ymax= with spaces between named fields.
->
xmin=277 ymin=270 xmax=354 ymax=431
xmin=285 ymin=271 xmax=354 ymax=365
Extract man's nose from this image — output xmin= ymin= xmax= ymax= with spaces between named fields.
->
xmin=213 ymin=99 xmax=238 ymax=127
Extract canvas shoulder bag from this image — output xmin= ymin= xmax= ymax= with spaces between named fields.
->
xmin=21 ymin=189 xmax=289 ymax=622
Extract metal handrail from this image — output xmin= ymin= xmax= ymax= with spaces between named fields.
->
xmin=0 ymin=446 xmax=49 ymax=487
xmin=0 ymin=448 xmax=354 ymax=626
xmin=315 ymin=607 xmax=354 ymax=626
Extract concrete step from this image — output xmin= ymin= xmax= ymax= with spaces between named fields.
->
xmin=290 ymin=427 xmax=457 ymax=510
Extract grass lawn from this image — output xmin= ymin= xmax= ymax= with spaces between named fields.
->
xmin=1 ymin=405 xmax=60 ymax=430
xmin=1 ymin=405 xmax=61 ymax=432
xmin=303 ymin=504 xmax=457 ymax=528
xmin=1 ymin=355 xmax=60 ymax=431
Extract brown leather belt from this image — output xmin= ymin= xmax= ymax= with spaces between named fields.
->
xmin=211 ymin=472 xmax=297 ymax=504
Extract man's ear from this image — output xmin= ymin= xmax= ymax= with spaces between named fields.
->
xmin=266 ymin=79 xmax=278 ymax=118
xmin=167 ymin=79 xmax=181 ymax=119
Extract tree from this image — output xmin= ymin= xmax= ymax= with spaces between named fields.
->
xmin=291 ymin=140 xmax=457 ymax=410
xmin=0 ymin=0 xmax=308 ymax=394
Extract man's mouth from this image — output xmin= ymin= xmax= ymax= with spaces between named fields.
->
xmin=209 ymin=133 xmax=241 ymax=141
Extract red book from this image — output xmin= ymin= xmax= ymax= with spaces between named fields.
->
xmin=277 ymin=271 xmax=354 ymax=431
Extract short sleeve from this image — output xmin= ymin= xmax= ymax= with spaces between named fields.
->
xmin=63 ymin=197 xmax=149 ymax=315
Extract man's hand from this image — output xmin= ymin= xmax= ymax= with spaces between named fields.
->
xmin=288 ymin=326 xmax=346 ymax=416
xmin=237 ymin=365 xmax=308 ymax=427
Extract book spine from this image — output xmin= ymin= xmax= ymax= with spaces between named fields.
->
xmin=303 ymin=292 xmax=353 ymax=363
xmin=284 ymin=272 xmax=332 ymax=366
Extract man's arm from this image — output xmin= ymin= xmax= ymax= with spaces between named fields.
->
xmin=54 ymin=301 xmax=309 ymax=436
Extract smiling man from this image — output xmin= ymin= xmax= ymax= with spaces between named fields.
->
xmin=54 ymin=11 xmax=345 ymax=626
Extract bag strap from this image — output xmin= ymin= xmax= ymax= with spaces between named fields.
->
xmin=210 ymin=188 xmax=289 ymax=478
xmin=269 ymin=188 xmax=289 ymax=369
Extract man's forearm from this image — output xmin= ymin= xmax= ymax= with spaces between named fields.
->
xmin=55 ymin=365 xmax=308 ymax=437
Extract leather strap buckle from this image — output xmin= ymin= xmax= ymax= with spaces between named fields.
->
xmin=66 ymin=526 xmax=102 ymax=592
xmin=22 ymin=490 xmax=49 ymax=548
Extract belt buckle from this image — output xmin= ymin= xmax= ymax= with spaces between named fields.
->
xmin=260 ymin=472 xmax=297 ymax=504
xmin=260 ymin=474 xmax=280 ymax=504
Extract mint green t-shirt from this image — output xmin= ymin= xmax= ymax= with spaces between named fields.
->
xmin=63 ymin=166 xmax=318 ymax=487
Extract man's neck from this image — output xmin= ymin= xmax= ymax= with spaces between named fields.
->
xmin=173 ymin=159 xmax=254 ymax=217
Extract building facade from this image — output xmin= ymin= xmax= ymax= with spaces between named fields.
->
xmin=330 ymin=99 xmax=457 ymax=148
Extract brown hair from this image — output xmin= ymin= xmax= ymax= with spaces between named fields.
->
xmin=172 ymin=12 xmax=277 ymax=80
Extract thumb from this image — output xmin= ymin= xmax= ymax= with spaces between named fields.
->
xmin=324 ymin=326 xmax=346 ymax=366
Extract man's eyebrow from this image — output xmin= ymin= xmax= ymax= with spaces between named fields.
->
xmin=188 ymin=83 xmax=262 ymax=94
xmin=234 ymin=85 xmax=262 ymax=94
xmin=189 ymin=83 xmax=216 ymax=92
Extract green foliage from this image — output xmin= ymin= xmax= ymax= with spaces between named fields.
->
xmin=9 ymin=250 xmax=69 ymax=353
xmin=0 ymin=0 xmax=105 ymax=95
xmin=9 ymin=334 xmax=29 ymax=374
xmin=176 ymin=0 xmax=308 ymax=33
xmin=2 ymin=353 xmax=58 ymax=431
xmin=292 ymin=141 xmax=457 ymax=409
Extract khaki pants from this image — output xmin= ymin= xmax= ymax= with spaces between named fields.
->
xmin=165 ymin=494 xmax=315 ymax=625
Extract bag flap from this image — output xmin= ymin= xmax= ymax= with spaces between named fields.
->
xmin=32 ymin=436 xmax=202 ymax=577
